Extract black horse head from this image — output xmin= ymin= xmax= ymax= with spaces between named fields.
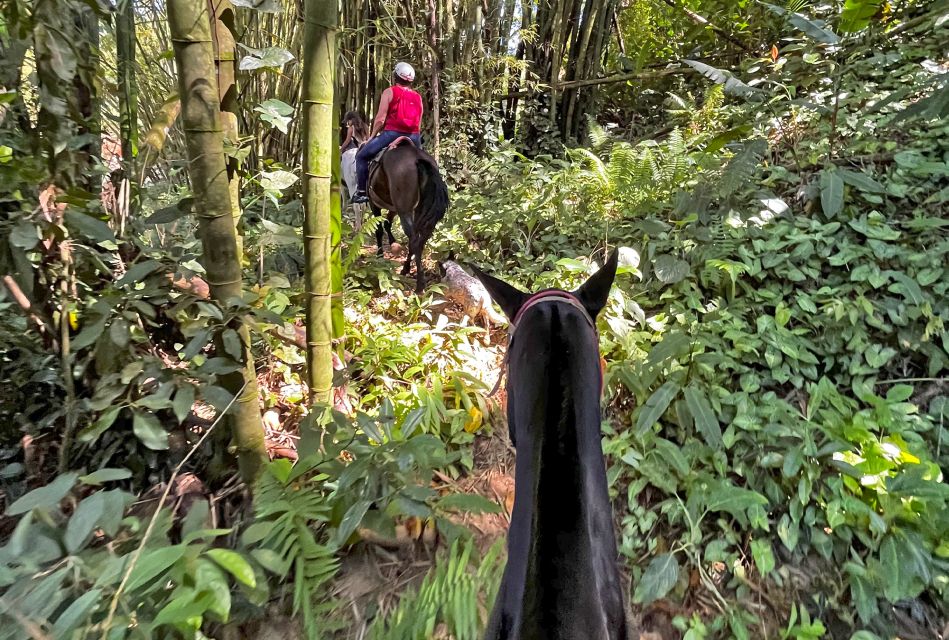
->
xmin=471 ymin=251 xmax=628 ymax=640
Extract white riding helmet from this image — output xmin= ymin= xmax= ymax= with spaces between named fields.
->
xmin=394 ymin=61 xmax=416 ymax=82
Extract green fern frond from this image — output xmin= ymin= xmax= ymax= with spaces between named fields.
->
xmin=368 ymin=539 xmax=505 ymax=640
xmin=718 ymin=138 xmax=768 ymax=197
xmin=587 ymin=117 xmax=612 ymax=151
xmin=251 ymin=461 xmax=340 ymax=639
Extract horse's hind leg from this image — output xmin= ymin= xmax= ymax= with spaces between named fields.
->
xmin=371 ymin=204 xmax=384 ymax=256
xmin=396 ymin=212 xmax=413 ymax=275
xmin=385 ymin=213 xmax=396 ymax=245
xmin=411 ymin=236 xmax=426 ymax=292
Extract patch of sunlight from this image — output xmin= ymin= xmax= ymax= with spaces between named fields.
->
xmin=725 ymin=209 xmax=744 ymax=228
xmin=749 ymin=196 xmax=789 ymax=226
xmin=646 ymin=314 xmax=667 ymax=332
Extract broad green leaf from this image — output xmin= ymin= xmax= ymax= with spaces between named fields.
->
xmin=202 ymin=385 xmax=235 ymax=412
xmin=144 ymin=197 xmax=193 ymax=224
xmin=335 ymin=499 xmax=372 ymax=545
xmin=653 ymin=255 xmax=690 ymax=284
xmin=238 ymin=44 xmax=294 ymax=71
xmin=644 ymin=331 xmax=691 ymax=370
xmin=389 ymin=495 xmax=432 ymax=519
xmin=654 ymin=438 xmax=689 ymax=476
xmin=777 ymin=513 xmax=799 ymax=551
xmin=109 ymin=318 xmax=130 ymax=349
xmin=702 ymin=481 xmax=768 ymax=518
xmin=683 ymin=59 xmax=758 ymax=97
xmin=636 ymin=381 xmax=680 ymax=433
xmin=132 ymin=410 xmax=169 ymax=450
xmin=173 ymin=384 xmax=196 ymax=424
xmin=751 ymin=539 xmax=775 ymax=575
xmin=683 ymin=386 xmax=722 ymax=447
xmin=820 ymin=168 xmax=844 ymax=216
xmin=150 ymin=589 xmax=215 ymax=628
xmin=437 ymin=493 xmax=503 ymax=514
xmin=64 ymin=210 xmax=115 ymax=243
xmin=10 ymin=221 xmax=39 ymax=249
xmin=888 ymin=272 xmax=924 ymax=305
xmin=79 ymin=468 xmax=132 ymax=485
xmin=848 ymin=568 xmax=879 ymax=624
xmin=763 ymin=3 xmax=840 ymax=44
xmin=52 ymin=588 xmax=102 ymax=639
xmin=65 ymin=491 xmax=109 ymax=553
xmin=116 ymin=259 xmax=162 ymax=287
xmin=260 ymin=169 xmax=298 ymax=192
xmin=886 ymin=384 xmax=914 ymax=403
xmin=839 ymin=0 xmax=883 ymax=33
xmin=232 ymin=0 xmax=282 ymax=12
xmin=195 ymin=558 xmax=231 ymax=621
xmin=880 ymin=534 xmax=904 ymax=601
xmin=126 ymin=545 xmax=187 ymax=593
xmin=6 ymin=473 xmax=77 ymax=515
xmin=255 ymin=99 xmax=294 ymax=133
xmin=206 ymin=549 xmax=257 ymax=588
xmin=838 ymin=168 xmax=885 ymax=193
xmin=79 ymin=406 xmax=122 ymax=444
xmin=632 ymin=553 xmax=679 ymax=604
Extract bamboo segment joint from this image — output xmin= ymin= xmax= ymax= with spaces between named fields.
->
xmin=206 ymin=277 xmax=244 ymax=287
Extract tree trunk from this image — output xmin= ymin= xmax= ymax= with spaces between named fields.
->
xmin=166 ymin=0 xmax=266 ymax=484
xmin=74 ymin=2 xmax=101 ymax=191
xmin=301 ymin=0 xmax=336 ymax=404
xmin=209 ymin=0 xmax=244 ymax=261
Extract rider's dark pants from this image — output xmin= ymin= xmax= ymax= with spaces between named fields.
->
xmin=355 ymin=130 xmax=422 ymax=193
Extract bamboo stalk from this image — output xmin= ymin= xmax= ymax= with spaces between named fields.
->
xmin=427 ymin=0 xmax=442 ymax=160
xmin=166 ymin=0 xmax=266 ymax=484
xmin=116 ymin=0 xmax=138 ymax=218
xmin=301 ymin=0 xmax=336 ymax=404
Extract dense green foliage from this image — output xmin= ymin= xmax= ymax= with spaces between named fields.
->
xmin=1 ymin=0 xmax=947 ymax=639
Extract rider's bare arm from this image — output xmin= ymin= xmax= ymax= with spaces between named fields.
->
xmin=370 ymin=88 xmax=392 ymax=138
xmin=340 ymin=126 xmax=353 ymax=153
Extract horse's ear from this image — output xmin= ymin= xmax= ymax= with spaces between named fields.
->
xmin=574 ymin=249 xmax=619 ymax=319
xmin=468 ymin=264 xmax=528 ymax=320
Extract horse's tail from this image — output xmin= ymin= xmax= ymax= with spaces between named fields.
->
xmin=415 ymin=157 xmax=449 ymax=235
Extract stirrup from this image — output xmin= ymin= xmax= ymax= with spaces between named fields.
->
xmin=350 ymin=191 xmax=369 ymax=204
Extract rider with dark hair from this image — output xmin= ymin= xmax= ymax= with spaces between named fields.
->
xmin=350 ymin=62 xmax=423 ymax=204
xmin=340 ymin=111 xmax=370 ymax=154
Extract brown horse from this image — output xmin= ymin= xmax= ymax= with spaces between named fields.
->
xmin=368 ymin=139 xmax=449 ymax=292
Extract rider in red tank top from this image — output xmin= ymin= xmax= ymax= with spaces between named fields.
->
xmin=351 ymin=62 xmax=424 ymax=203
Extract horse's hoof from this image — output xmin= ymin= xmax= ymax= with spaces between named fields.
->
xmin=376 ymin=249 xmax=384 ymax=257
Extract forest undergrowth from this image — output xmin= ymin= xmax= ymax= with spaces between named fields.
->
xmin=1 ymin=1 xmax=947 ymax=640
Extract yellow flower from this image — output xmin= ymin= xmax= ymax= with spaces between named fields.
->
xmin=464 ymin=406 xmax=483 ymax=433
